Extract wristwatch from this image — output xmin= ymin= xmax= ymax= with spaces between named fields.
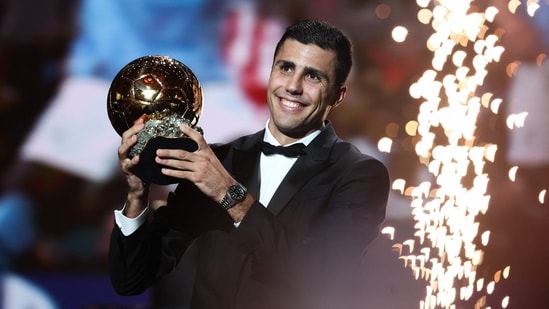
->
xmin=220 ymin=183 xmax=248 ymax=210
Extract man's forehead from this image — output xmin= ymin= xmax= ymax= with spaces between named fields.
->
xmin=274 ymin=40 xmax=336 ymax=71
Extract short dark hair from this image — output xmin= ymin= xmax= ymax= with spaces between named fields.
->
xmin=274 ymin=19 xmax=352 ymax=88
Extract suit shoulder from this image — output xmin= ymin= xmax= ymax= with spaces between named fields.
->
xmin=333 ymin=138 xmax=382 ymax=162
xmin=336 ymin=138 xmax=388 ymax=165
xmin=332 ymin=138 xmax=389 ymax=173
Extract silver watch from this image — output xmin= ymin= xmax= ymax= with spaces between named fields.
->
xmin=220 ymin=183 xmax=247 ymax=210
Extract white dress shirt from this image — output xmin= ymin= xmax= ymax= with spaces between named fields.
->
xmin=258 ymin=123 xmax=320 ymax=206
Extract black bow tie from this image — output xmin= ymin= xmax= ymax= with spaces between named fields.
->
xmin=260 ymin=141 xmax=307 ymax=157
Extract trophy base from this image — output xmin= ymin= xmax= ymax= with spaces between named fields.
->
xmin=133 ymin=136 xmax=198 ymax=185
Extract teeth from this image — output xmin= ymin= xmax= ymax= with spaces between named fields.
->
xmin=281 ymin=98 xmax=301 ymax=108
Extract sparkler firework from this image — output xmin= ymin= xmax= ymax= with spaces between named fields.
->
xmin=379 ymin=1 xmax=546 ymax=308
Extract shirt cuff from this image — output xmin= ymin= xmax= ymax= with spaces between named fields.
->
xmin=114 ymin=203 xmax=149 ymax=236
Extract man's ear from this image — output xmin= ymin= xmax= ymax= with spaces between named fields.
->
xmin=332 ymin=85 xmax=347 ymax=107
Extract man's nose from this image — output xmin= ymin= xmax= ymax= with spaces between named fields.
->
xmin=286 ymin=74 xmax=303 ymax=95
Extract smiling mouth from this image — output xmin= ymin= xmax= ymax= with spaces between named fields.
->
xmin=279 ymin=97 xmax=306 ymax=111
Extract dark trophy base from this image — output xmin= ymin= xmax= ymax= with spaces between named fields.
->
xmin=133 ymin=136 xmax=198 ymax=185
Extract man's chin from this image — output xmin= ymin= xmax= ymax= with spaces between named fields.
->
xmin=278 ymin=126 xmax=311 ymax=140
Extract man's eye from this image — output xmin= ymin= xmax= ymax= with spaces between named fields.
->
xmin=306 ymin=73 xmax=320 ymax=81
xmin=280 ymin=65 xmax=292 ymax=72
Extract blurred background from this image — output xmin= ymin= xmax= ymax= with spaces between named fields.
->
xmin=0 ymin=0 xmax=547 ymax=308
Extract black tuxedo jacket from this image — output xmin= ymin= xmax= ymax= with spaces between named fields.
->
xmin=109 ymin=122 xmax=390 ymax=309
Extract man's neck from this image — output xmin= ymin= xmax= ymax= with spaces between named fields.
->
xmin=264 ymin=120 xmax=323 ymax=146
xmin=265 ymin=119 xmax=325 ymax=146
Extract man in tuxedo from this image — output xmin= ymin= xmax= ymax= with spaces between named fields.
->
xmin=109 ymin=19 xmax=390 ymax=309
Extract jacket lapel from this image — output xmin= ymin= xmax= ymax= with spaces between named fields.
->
xmin=230 ymin=130 xmax=264 ymax=199
xmin=267 ymin=124 xmax=338 ymax=216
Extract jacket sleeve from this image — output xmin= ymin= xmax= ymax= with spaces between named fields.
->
xmin=108 ymin=179 xmax=233 ymax=295
xmin=108 ymin=203 xmax=194 ymax=295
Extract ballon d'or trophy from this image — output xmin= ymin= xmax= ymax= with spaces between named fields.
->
xmin=107 ymin=55 xmax=203 ymax=184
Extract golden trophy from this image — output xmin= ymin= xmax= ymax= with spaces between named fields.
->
xmin=107 ymin=55 xmax=203 ymax=184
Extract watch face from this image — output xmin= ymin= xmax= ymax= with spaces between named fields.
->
xmin=229 ymin=184 xmax=246 ymax=201
xmin=221 ymin=183 xmax=247 ymax=210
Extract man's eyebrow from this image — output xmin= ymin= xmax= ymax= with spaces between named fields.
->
xmin=274 ymin=59 xmax=294 ymax=67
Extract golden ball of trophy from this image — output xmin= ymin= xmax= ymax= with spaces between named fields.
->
xmin=107 ymin=55 xmax=203 ymax=184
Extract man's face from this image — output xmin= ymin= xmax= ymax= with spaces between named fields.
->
xmin=267 ymin=39 xmax=346 ymax=144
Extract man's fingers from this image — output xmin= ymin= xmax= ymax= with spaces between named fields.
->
xmin=119 ymin=120 xmax=145 ymax=159
xmin=179 ymin=124 xmax=207 ymax=151
xmin=122 ymin=119 xmax=145 ymax=141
